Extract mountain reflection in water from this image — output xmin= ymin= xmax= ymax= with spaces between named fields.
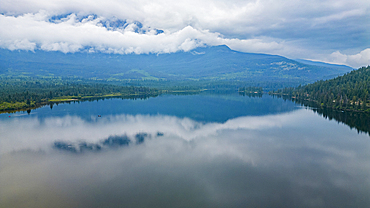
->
xmin=53 ymin=132 xmax=162 ymax=153
xmin=1 ymin=109 xmax=370 ymax=208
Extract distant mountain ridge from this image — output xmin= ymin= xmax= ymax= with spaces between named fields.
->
xmin=0 ymin=45 xmax=353 ymax=86
xmin=294 ymin=59 xmax=353 ymax=70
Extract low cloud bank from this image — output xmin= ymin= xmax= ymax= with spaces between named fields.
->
xmin=1 ymin=11 xmax=368 ymax=68
xmin=0 ymin=12 xmax=286 ymax=55
xmin=1 ymin=0 xmax=369 ymax=68
xmin=328 ymin=49 xmax=370 ymax=69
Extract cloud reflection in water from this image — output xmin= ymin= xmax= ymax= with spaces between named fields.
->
xmin=1 ymin=109 xmax=370 ymax=207
xmin=0 ymin=110 xmax=292 ymax=154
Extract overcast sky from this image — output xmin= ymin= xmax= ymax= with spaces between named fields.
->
xmin=0 ymin=0 xmax=369 ymax=68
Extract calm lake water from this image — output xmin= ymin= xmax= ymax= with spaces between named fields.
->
xmin=1 ymin=93 xmax=370 ymax=208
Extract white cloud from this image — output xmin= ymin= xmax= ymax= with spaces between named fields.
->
xmin=328 ymin=49 xmax=370 ymax=68
xmin=0 ymin=12 xmax=288 ymax=55
xmin=312 ymin=8 xmax=366 ymax=25
xmin=5 ymin=39 xmax=36 ymax=51
xmin=0 ymin=0 xmax=369 ymax=67
xmin=2 ymin=0 xmax=368 ymax=33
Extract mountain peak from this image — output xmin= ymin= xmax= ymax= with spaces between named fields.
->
xmin=192 ymin=45 xmax=231 ymax=52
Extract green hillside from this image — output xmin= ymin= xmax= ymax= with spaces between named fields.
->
xmin=272 ymin=66 xmax=370 ymax=112
xmin=0 ymin=45 xmax=352 ymax=90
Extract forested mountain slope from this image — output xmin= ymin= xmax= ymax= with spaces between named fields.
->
xmin=0 ymin=45 xmax=352 ymax=86
xmin=273 ymin=66 xmax=370 ymax=112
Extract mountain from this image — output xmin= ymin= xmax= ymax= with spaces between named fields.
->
xmin=0 ymin=45 xmax=352 ymax=85
xmin=295 ymin=59 xmax=353 ymax=71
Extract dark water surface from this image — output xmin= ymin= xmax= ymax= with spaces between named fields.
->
xmin=1 ymin=93 xmax=370 ymax=207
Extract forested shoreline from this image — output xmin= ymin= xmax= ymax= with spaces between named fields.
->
xmin=0 ymin=77 xmax=161 ymax=113
xmin=270 ymin=66 xmax=370 ymax=113
xmin=2 ymin=66 xmax=370 ymax=114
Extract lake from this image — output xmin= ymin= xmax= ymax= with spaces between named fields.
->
xmin=1 ymin=93 xmax=370 ymax=207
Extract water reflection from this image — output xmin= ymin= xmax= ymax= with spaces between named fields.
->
xmin=1 ymin=110 xmax=370 ymax=207
xmin=0 ymin=93 xmax=299 ymax=122
xmin=311 ymin=107 xmax=370 ymax=135
xmin=2 ymin=94 xmax=159 ymax=115
xmin=53 ymin=133 xmax=162 ymax=153
xmin=264 ymin=94 xmax=370 ymax=136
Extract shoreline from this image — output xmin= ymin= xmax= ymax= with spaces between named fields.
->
xmin=0 ymin=93 xmax=160 ymax=114
xmin=0 ymin=89 xmax=209 ymax=114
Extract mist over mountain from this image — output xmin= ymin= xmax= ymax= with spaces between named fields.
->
xmin=0 ymin=45 xmax=352 ymax=86
xmin=294 ymin=59 xmax=354 ymax=71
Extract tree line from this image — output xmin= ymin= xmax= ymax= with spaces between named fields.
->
xmin=270 ymin=66 xmax=370 ymax=112
xmin=0 ymin=77 xmax=161 ymax=112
